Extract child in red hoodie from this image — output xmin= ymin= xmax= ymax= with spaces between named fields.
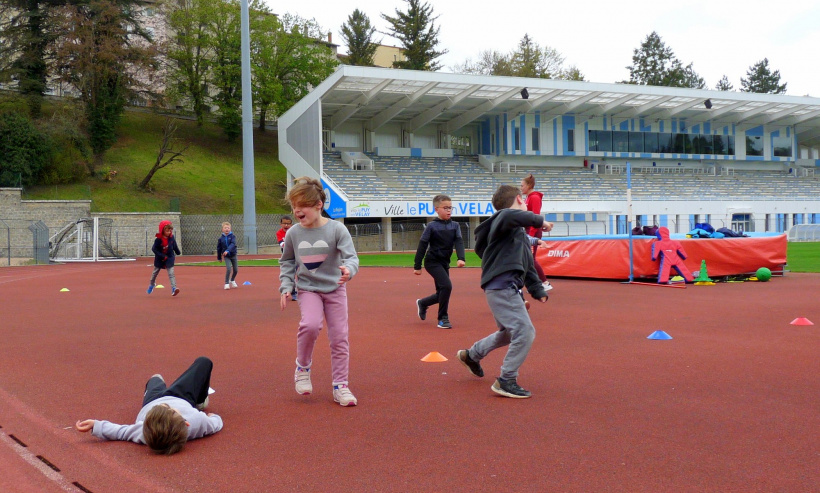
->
xmin=521 ymin=174 xmax=552 ymax=292
xmin=148 ymin=220 xmax=181 ymax=296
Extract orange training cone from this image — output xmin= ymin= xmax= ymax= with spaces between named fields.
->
xmin=790 ymin=317 xmax=814 ymax=326
xmin=421 ymin=351 xmax=448 ymax=362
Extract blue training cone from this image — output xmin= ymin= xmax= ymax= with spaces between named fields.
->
xmin=243 ymin=281 xmax=252 ymax=285
xmin=647 ymin=330 xmax=673 ymax=340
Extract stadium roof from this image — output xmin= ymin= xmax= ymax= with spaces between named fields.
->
xmin=300 ymin=65 xmax=820 ymax=147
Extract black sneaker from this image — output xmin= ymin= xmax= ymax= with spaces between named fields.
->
xmin=437 ymin=318 xmax=452 ymax=329
xmin=491 ymin=377 xmax=531 ymax=398
xmin=416 ymin=299 xmax=427 ymax=321
xmin=457 ymin=350 xmax=484 ymax=377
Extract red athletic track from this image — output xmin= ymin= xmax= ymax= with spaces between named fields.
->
xmin=0 ymin=259 xmax=818 ymax=492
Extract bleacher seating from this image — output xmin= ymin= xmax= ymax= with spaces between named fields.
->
xmin=321 ymin=152 xmax=820 ymax=202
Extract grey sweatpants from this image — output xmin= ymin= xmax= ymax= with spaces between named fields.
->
xmin=150 ymin=266 xmax=177 ymax=290
xmin=468 ymin=287 xmax=536 ymax=380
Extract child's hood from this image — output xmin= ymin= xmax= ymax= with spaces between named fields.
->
xmin=527 ymin=190 xmax=543 ymax=201
xmin=156 ymin=220 xmax=173 ymax=238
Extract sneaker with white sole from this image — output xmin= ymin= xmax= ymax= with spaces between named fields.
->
xmin=147 ymin=285 xmax=154 ymax=294
xmin=230 ymin=281 xmax=238 ymax=288
xmin=294 ymin=366 xmax=312 ymax=395
xmin=333 ymin=384 xmax=357 ymax=406
xmin=196 ymin=396 xmax=209 ymax=411
xmin=416 ymin=299 xmax=427 ymax=321
xmin=491 ymin=377 xmax=532 ymax=398
xmin=457 ymin=350 xmax=484 ymax=377
xmin=542 ymin=281 xmax=553 ymax=292
xmin=172 ymin=288 xmax=180 ymax=296
xmin=224 ymin=283 xmax=230 ymax=290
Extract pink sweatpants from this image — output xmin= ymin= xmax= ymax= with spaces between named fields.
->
xmin=295 ymin=285 xmax=350 ymax=386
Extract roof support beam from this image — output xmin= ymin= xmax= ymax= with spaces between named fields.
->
xmin=330 ymin=79 xmax=393 ymax=129
xmin=508 ymin=89 xmax=562 ymax=117
xmin=734 ymin=103 xmax=780 ymax=123
xmin=367 ymin=81 xmax=437 ymax=131
xmin=649 ymin=100 xmax=699 ymax=120
xmin=407 ymin=85 xmax=481 ymax=132
xmin=561 ymin=91 xmax=602 ymax=112
xmin=780 ymin=108 xmax=820 ymax=127
xmin=611 ymin=95 xmax=675 ymax=118
xmin=444 ymin=88 xmax=522 ymax=134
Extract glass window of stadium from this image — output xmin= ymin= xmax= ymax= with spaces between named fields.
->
xmin=613 ymin=131 xmax=629 ymax=152
xmin=628 ymin=132 xmax=643 ymax=153
xmin=567 ymin=129 xmax=574 ymax=152
xmin=514 ymin=127 xmax=520 ymax=151
xmin=644 ymin=133 xmax=660 ymax=153
xmin=531 ymin=128 xmax=540 ymax=151
xmin=773 ymin=135 xmax=792 ymax=157
xmin=746 ymin=135 xmax=763 ymax=156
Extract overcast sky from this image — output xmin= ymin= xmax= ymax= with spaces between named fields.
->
xmin=265 ymin=0 xmax=819 ymax=98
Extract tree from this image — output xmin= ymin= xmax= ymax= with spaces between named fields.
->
xmin=559 ymin=65 xmax=586 ymax=81
xmin=209 ymin=0 xmax=242 ymax=140
xmin=54 ymin=0 xmax=157 ymax=173
xmin=715 ymin=75 xmax=733 ymax=91
xmin=340 ymin=9 xmax=379 ymax=66
xmin=740 ymin=58 xmax=787 ymax=94
xmin=381 ymin=0 xmax=446 ymax=71
xmin=164 ymin=0 xmax=215 ymax=126
xmin=453 ymin=35 xmax=578 ymax=80
xmin=451 ymin=50 xmax=510 ymax=76
xmin=138 ymin=118 xmax=188 ymax=190
xmin=625 ymin=31 xmax=702 ymax=88
xmin=252 ymin=12 xmax=337 ymax=131
xmin=0 ymin=111 xmax=51 ymax=187
xmin=0 ymin=0 xmax=67 ymax=118
xmin=509 ymin=34 xmax=565 ymax=79
xmin=679 ymin=62 xmax=705 ymax=89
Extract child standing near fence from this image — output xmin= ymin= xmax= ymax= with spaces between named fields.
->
xmin=279 ymin=177 xmax=360 ymax=407
xmin=148 ymin=220 xmax=181 ymax=296
xmin=413 ymin=194 xmax=466 ymax=329
xmin=216 ymin=222 xmax=238 ymax=290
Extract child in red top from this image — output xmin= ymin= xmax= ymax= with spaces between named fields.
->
xmin=276 ymin=215 xmax=297 ymax=300
xmin=148 ymin=220 xmax=181 ymax=296
xmin=521 ymin=174 xmax=552 ymax=292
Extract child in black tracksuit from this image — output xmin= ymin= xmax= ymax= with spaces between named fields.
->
xmin=413 ymin=194 xmax=466 ymax=329
xmin=456 ymin=185 xmax=553 ymax=398
xmin=148 ymin=220 xmax=181 ymax=296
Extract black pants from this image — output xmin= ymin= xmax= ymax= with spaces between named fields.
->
xmin=143 ymin=356 xmax=213 ymax=408
xmin=420 ymin=261 xmax=452 ymax=321
xmin=532 ymin=245 xmax=547 ymax=282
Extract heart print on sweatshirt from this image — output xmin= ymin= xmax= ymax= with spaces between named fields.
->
xmin=298 ymin=240 xmax=329 ymax=272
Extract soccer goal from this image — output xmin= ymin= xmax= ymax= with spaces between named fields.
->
xmin=49 ymin=217 xmax=134 ymax=262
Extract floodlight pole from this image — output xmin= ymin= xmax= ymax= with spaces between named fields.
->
xmin=627 ymin=161 xmax=634 ymax=282
xmin=240 ymin=0 xmax=257 ymax=254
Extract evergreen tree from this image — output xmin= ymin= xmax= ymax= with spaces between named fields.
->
xmin=340 ymin=9 xmax=379 ymax=66
xmin=209 ymin=0 xmax=242 ymax=140
xmin=715 ymin=75 xmax=734 ymax=91
xmin=0 ymin=0 xmax=68 ymax=118
xmin=625 ymin=31 xmax=702 ymax=88
xmin=381 ymin=0 xmax=446 ymax=71
xmin=740 ymin=58 xmax=787 ymax=94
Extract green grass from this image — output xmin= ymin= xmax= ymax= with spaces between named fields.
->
xmin=182 ymin=252 xmax=484 ymax=268
xmin=23 ymin=110 xmax=289 ymax=214
xmin=182 ymin=245 xmax=820 ymax=273
xmin=786 ymin=242 xmax=820 ymax=272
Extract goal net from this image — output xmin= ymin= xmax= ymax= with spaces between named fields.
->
xmin=50 ymin=217 xmax=132 ymax=262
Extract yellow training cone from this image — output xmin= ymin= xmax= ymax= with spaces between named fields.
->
xmin=60 ymin=288 xmax=70 ymax=292
xmin=421 ymin=351 xmax=448 ymax=362
xmin=156 ymin=285 xmax=164 ymax=289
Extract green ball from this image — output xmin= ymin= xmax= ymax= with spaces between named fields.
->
xmin=756 ymin=267 xmax=772 ymax=282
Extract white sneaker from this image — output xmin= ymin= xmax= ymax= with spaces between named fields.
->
xmin=333 ymin=384 xmax=357 ymax=407
xmin=224 ymin=283 xmax=230 ymax=290
xmin=230 ymin=281 xmax=238 ymax=288
xmin=294 ymin=367 xmax=312 ymax=395
xmin=542 ymin=281 xmax=553 ymax=292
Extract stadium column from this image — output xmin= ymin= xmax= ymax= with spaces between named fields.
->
xmin=469 ymin=217 xmax=479 ymax=248
xmin=382 ymin=217 xmax=392 ymax=252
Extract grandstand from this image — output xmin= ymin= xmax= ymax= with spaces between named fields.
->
xmin=279 ymin=66 xmax=820 ymax=250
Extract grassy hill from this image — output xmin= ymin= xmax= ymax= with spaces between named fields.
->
xmin=23 ymin=109 xmax=289 ymax=214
